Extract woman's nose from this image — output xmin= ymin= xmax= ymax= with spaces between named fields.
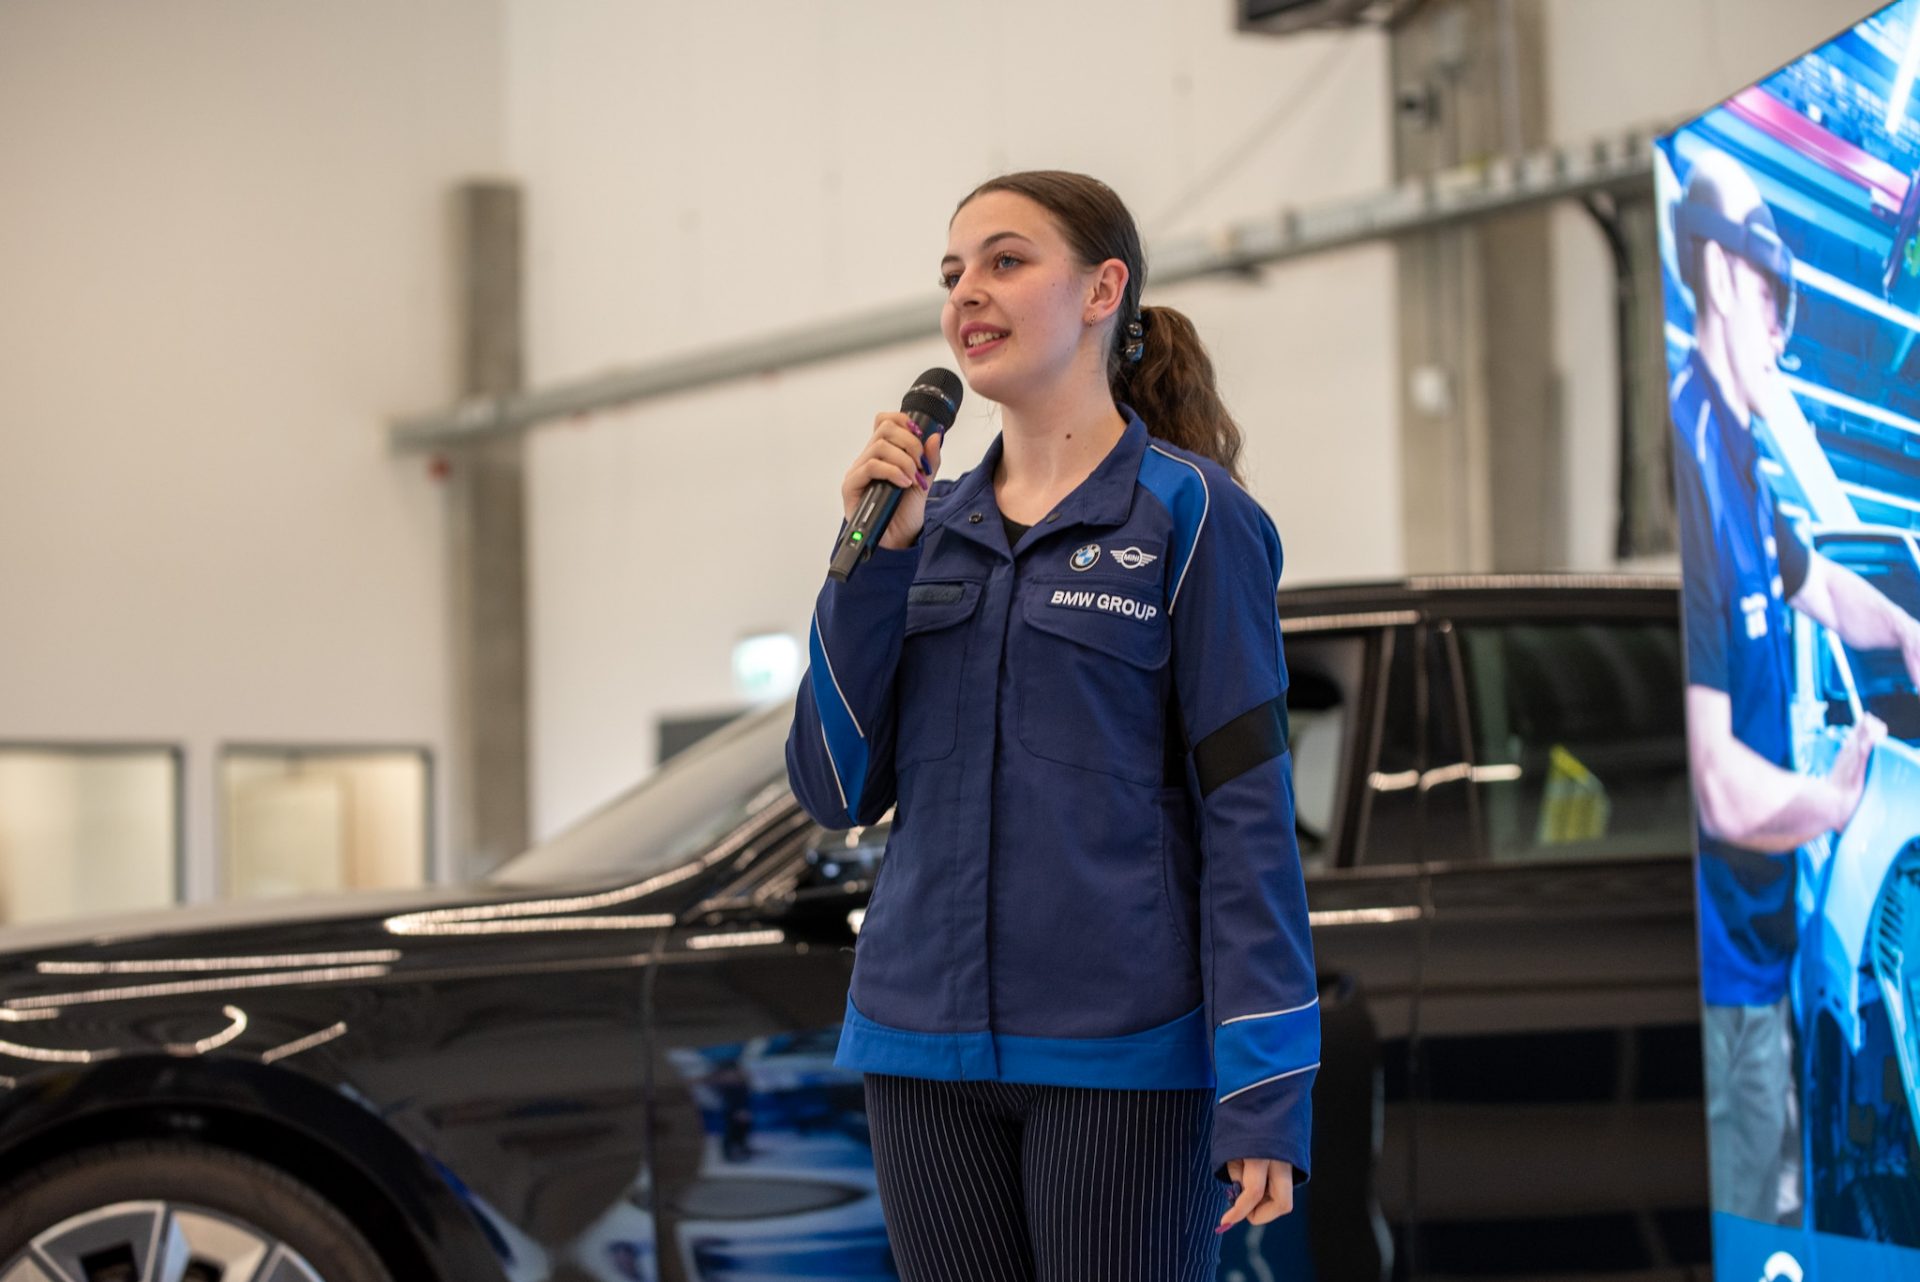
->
xmin=949 ymin=266 xmax=986 ymax=305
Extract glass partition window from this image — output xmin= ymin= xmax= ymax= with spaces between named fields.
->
xmin=0 ymin=747 xmax=179 ymax=925
xmin=221 ymin=748 xmax=430 ymax=898
xmin=1455 ymin=620 xmax=1691 ymax=862
xmin=1282 ymin=632 xmax=1369 ymax=872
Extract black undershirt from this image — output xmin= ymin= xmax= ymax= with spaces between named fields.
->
xmin=1002 ymin=514 xmax=1031 ymax=548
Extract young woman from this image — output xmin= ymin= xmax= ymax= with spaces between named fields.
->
xmin=787 ymin=170 xmax=1316 ymax=1281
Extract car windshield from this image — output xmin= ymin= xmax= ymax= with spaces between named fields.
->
xmin=484 ymin=701 xmax=796 ymax=888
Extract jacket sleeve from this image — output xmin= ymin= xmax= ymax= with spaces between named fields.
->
xmin=1169 ymin=478 xmax=1318 ymax=1187
xmin=785 ymin=521 xmax=923 ymax=830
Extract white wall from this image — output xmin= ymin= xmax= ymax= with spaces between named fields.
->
xmin=0 ymin=1 xmax=504 ymax=893
xmin=1542 ymin=0 xmax=1876 ymax=569
xmin=504 ymin=1 xmax=1398 ymax=836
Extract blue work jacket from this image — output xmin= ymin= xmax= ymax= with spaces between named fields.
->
xmin=786 ymin=404 xmax=1318 ymax=1184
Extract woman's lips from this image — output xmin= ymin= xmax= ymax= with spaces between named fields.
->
xmin=963 ymin=333 xmax=1007 ymax=358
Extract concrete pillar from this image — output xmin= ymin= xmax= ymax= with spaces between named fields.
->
xmin=1392 ymin=0 xmax=1562 ymax=573
xmin=446 ymin=181 xmax=530 ymax=878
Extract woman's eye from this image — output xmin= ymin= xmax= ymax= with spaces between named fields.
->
xmin=938 ymin=254 xmax=1019 ymax=291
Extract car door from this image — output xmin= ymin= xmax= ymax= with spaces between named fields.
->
xmin=1407 ymin=594 xmax=1709 ymax=1280
xmin=1281 ymin=616 xmax=1429 ymax=1281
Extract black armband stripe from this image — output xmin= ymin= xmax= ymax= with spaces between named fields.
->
xmin=1192 ymin=696 xmax=1289 ymax=798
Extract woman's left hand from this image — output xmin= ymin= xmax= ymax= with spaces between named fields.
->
xmin=1217 ymin=1157 xmax=1294 ymax=1231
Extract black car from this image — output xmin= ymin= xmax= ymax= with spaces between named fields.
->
xmin=0 ymin=575 xmax=1703 ymax=1282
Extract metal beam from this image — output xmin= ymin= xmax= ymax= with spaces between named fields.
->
xmin=389 ymin=127 xmax=1659 ymax=453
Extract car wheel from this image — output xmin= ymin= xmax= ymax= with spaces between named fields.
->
xmin=0 ymin=1139 xmax=394 ymax=1282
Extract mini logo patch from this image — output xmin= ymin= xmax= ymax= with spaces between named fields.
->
xmin=1070 ymin=543 xmax=1101 ymax=571
xmin=1111 ymin=546 xmax=1158 ymax=570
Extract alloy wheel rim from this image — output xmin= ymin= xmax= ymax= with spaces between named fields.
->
xmin=0 ymin=1200 xmax=327 ymax=1282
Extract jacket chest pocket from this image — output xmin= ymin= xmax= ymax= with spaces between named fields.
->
xmin=896 ymin=580 xmax=983 ymax=765
xmin=1016 ymin=580 xmax=1170 ymax=785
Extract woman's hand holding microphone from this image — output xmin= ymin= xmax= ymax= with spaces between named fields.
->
xmin=842 ymin=411 xmax=944 ymax=551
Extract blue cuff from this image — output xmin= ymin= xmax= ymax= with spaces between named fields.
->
xmin=1215 ymin=998 xmax=1320 ymax=1102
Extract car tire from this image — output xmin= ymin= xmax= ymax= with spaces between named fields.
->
xmin=0 ymin=1138 xmax=395 ymax=1282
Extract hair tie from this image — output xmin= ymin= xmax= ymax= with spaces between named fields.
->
xmin=1121 ymin=311 xmax=1148 ymax=365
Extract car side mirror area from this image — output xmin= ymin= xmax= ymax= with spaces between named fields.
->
xmin=794 ymin=821 xmax=890 ymax=896
xmin=781 ymin=820 xmax=891 ymax=942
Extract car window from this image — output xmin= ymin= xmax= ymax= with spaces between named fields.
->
xmin=1282 ymin=631 xmax=1369 ymax=873
xmin=1453 ymin=618 xmax=1690 ymax=863
xmin=1356 ymin=626 xmax=1424 ymax=867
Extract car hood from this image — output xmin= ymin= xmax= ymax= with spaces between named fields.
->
xmin=0 ymin=883 xmax=510 ymax=962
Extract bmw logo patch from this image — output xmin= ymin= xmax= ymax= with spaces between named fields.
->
xmin=1070 ymin=543 xmax=1101 ymax=571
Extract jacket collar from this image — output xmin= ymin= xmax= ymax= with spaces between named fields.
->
xmin=930 ymin=403 xmax=1150 ymax=554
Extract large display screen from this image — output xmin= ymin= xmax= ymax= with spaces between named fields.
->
xmin=1657 ymin=3 xmax=1920 ymax=1278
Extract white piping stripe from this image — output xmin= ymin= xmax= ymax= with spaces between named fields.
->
xmin=1220 ymin=995 xmax=1319 ymax=1025
xmin=1669 ymin=363 xmax=1693 ymax=402
xmin=1148 ymin=444 xmax=1209 ymax=615
xmin=818 ymin=720 xmax=849 ymax=813
xmin=811 ymin=609 xmax=863 ymax=739
xmin=1218 ymin=1060 xmax=1320 ymax=1103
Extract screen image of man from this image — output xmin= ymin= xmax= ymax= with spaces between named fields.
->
xmin=1668 ymin=148 xmax=1920 ymax=1227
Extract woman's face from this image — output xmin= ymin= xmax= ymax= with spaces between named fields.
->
xmin=940 ymin=190 xmax=1117 ymax=407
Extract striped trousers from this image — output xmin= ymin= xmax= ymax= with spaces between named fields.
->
xmin=864 ymin=1072 xmax=1230 ymax=1282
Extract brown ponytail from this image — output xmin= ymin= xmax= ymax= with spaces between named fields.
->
xmin=955 ymin=170 xmax=1247 ymax=483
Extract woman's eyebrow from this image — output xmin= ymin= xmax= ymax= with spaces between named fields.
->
xmin=940 ymin=231 xmax=1032 ymax=268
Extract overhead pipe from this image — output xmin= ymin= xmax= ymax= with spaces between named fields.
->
xmin=390 ymin=127 xmax=1659 ymax=452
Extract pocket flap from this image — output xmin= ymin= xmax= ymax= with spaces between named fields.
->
xmin=904 ymin=580 xmax=983 ymax=635
xmin=1022 ymin=582 xmax=1170 ymax=669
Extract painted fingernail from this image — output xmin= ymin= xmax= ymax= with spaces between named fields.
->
xmin=909 ymin=423 xmax=922 ymax=436
xmin=1214 ymin=1224 xmax=1230 ymax=1235
xmin=916 ymin=472 xmax=929 ymax=490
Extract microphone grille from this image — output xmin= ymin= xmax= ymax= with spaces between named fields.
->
xmin=901 ymin=367 xmax=963 ymax=428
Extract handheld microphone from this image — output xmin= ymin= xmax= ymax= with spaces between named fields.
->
xmin=829 ymin=368 xmax=963 ymax=581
